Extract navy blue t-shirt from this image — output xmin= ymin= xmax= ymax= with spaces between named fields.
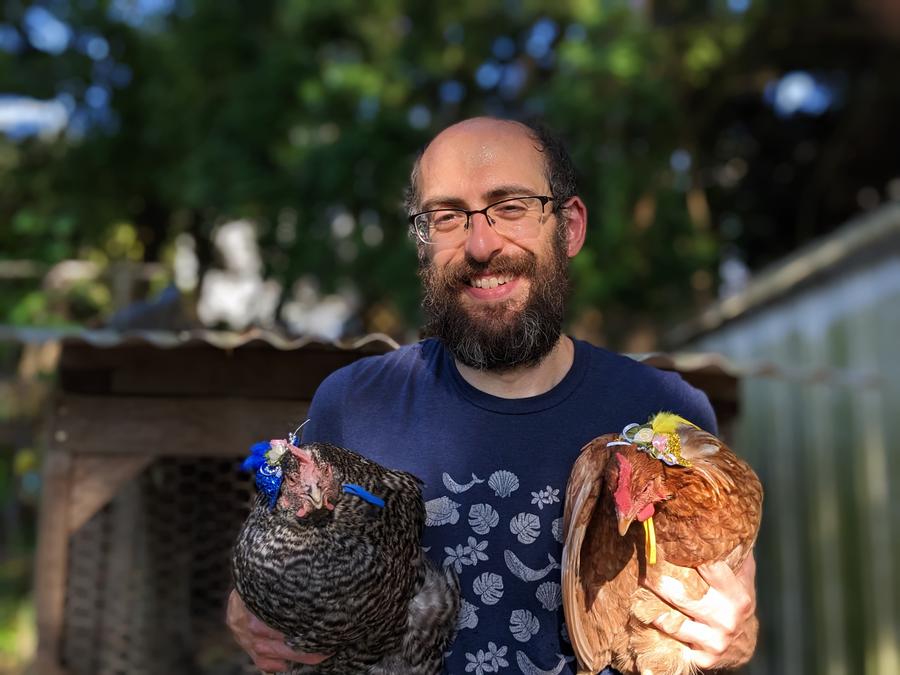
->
xmin=302 ymin=338 xmax=716 ymax=675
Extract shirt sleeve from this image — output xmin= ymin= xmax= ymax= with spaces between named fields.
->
xmin=299 ymin=367 xmax=350 ymax=446
xmin=684 ymin=382 xmax=718 ymax=436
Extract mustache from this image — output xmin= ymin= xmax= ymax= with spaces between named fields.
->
xmin=439 ymin=254 xmax=537 ymax=286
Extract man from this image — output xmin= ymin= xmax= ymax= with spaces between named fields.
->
xmin=227 ymin=117 xmax=757 ymax=674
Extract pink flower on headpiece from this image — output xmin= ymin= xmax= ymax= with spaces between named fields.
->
xmin=652 ymin=433 xmax=670 ymax=455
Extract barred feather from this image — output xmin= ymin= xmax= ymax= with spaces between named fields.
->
xmin=233 ymin=442 xmax=459 ymax=674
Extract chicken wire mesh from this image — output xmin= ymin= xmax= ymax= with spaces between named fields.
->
xmin=61 ymin=457 xmax=258 ymax=675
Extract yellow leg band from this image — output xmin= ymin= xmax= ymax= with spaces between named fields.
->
xmin=643 ymin=517 xmax=657 ymax=565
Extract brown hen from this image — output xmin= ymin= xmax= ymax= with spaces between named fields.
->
xmin=561 ymin=414 xmax=762 ymax=675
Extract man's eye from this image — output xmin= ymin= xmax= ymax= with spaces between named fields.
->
xmin=434 ymin=212 xmax=459 ymax=224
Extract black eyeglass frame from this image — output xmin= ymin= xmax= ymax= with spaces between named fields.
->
xmin=408 ymin=195 xmax=555 ymax=244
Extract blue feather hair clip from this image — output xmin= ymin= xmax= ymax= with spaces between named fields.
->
xmin=241 ymin=439 xmax=292 ymax=509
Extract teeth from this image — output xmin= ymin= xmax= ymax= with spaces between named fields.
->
xmin=470 ymin=276 xmax=510 ymax=288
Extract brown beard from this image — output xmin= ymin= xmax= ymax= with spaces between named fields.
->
xmin=419 ymin=228 xmax=570 ymax=373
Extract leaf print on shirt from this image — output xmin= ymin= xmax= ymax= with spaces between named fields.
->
xmin=443 ymin=472 xmax=485 ymax=494
xmin=469 ymin=503 xmax=500 ymax=535
xmin=530 ymin=485 xmax=560 ymax=510
xmin=473 ymin=572 xmax=504 ymax=605
xmin=457 ymin=598 xmax=479 ymax=630
xmin=425 ymin=496 xmax=460 ymax=527
xmin=487 ymin=470 xmax=519 ymax=498
xmin=509 ymin=512 xmax=541 ymax=544
xmin=504 ymin=550 xmax=561 ymax=582
xmin=509 ymin=609 xmax=540 ymax=642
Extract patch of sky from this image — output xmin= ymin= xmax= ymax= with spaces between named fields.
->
xmin=670 ymin=149 xmax=692 ymax=173
xmin=492 ymin=36 xmax=516 ymax=60
xmin=408 ymin=104 xmax=431 ymax=129
xmin=108 ymin=0 xmax=176 ymax=28
xmin=499 ymin=62 xmax=527 ymax=98
xmin=24 ymin=6 xmax=72 ymax=55
xmin=728 ymin=0 xmax=751 ymax=13
xmin=476 ymin=61 xmax=503 ymax=90
xmin=439 ymin=80 xmax=465 ymax=105
xmin=85 ymin=84 xmax=110 ymax=108
xmin=79 ymin=33 xmax=110 ymax=60
xmin=526 ymin=18 xmax=557 ymax=60
xmin=57 ymin=93 xmax=77 ymax=115
xmin=0 ymin=24 xmax=25 ymax=53
xmin=764 ymin=70 xmax=835 ymax=117
xmin=0 ymin=95 xmax=68 ymax=139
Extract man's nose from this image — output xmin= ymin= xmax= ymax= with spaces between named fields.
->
xmin=464 ymin=211 xmax=505 ymax=262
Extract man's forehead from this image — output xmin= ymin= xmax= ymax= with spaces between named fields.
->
xmin=419 ymin=118 xmax=546 ymax=193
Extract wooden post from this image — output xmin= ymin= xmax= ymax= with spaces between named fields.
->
xmin=32 ymin=441 xmax=72 ymax=675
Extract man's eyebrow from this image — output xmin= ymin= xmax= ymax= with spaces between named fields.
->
xmin=483 ymin=184 xmax=541 ymax=201
xmin=418 ymin=195 xmax=468 ymax=212
xmin=419 ymin=184 xmax=542 ymax=212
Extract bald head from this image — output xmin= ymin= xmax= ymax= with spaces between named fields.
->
xmin=404 ymin=117 xmax=577 ymax=218
xmin=425 ymin=117 xmax=534 ymax=155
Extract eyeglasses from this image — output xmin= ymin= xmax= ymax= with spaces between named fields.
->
xmin=409 ymin=195 xmax=554 ymax=245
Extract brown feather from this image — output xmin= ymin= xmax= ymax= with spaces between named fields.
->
xmin=561 ymin=424 xmax=763 ymax=675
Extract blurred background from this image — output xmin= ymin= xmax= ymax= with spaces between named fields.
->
xmin=0 ymin=0 xmax=899 ymax=673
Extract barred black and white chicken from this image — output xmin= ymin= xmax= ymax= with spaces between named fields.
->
xmin=232 ymin=440 xmax=459 ymax=674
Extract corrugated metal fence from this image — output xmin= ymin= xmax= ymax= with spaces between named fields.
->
xmin=689 ymin=257 xmax=900 ymax=674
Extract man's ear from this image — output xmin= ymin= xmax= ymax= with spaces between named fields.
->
xmin=561 ymin=196 xmax=587 ymax=257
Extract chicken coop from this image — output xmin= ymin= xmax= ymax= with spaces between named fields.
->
xmin=24 ymin=328 xmax=741 ymax=675
xmin=672 ymin=203 xmax=900 ymax=675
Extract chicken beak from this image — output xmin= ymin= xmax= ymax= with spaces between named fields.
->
xmin=307 ymin=484 xmax=324 ymax=510
xmin=617 ymin=516 xmax=634 ymax=537
xmin=295 ymin=485 xmax=324 ymax=518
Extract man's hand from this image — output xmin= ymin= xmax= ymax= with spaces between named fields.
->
xmin=226 ymin=589 xmax=331 ymax=672
xmin=643 ymin=552 xmax=758 ymax=670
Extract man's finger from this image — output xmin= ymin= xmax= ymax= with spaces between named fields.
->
xmin=247 ymin=613 xmax=288 ymax=639
xmin=697 ymin=561 xmax=754 ymax=619
xmin=254 ymin=638 xmax=330 ymax=664
xmin=646 ymin=575 xmax=736 ymax=631
xmin=252 ymin=655 xmax=289 ymax=672
xmin=653 ymin=612 xmax=728 ymax=657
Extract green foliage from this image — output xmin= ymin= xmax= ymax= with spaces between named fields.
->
xmin=0 ymin=0 xmax=897 ymax=346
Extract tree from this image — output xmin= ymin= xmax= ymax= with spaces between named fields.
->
xmin=1 ymin=0 xmax=897 ymax=348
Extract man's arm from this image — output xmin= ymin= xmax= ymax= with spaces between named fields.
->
xmin=226 ymin=590 xmax=331 ymax=672
xmin=643 ymin=551 xmax=758 ymax=670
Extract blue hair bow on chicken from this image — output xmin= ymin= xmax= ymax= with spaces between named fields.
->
xmin=241 ymin=441 xmax=285 ymax=510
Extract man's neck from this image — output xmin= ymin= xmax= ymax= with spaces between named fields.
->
xmin=454 ymin=335 xmax=575 ymax=399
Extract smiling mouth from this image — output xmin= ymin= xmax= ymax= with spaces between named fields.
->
xmin=468 ymin=275 xmax=513 ymax=289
